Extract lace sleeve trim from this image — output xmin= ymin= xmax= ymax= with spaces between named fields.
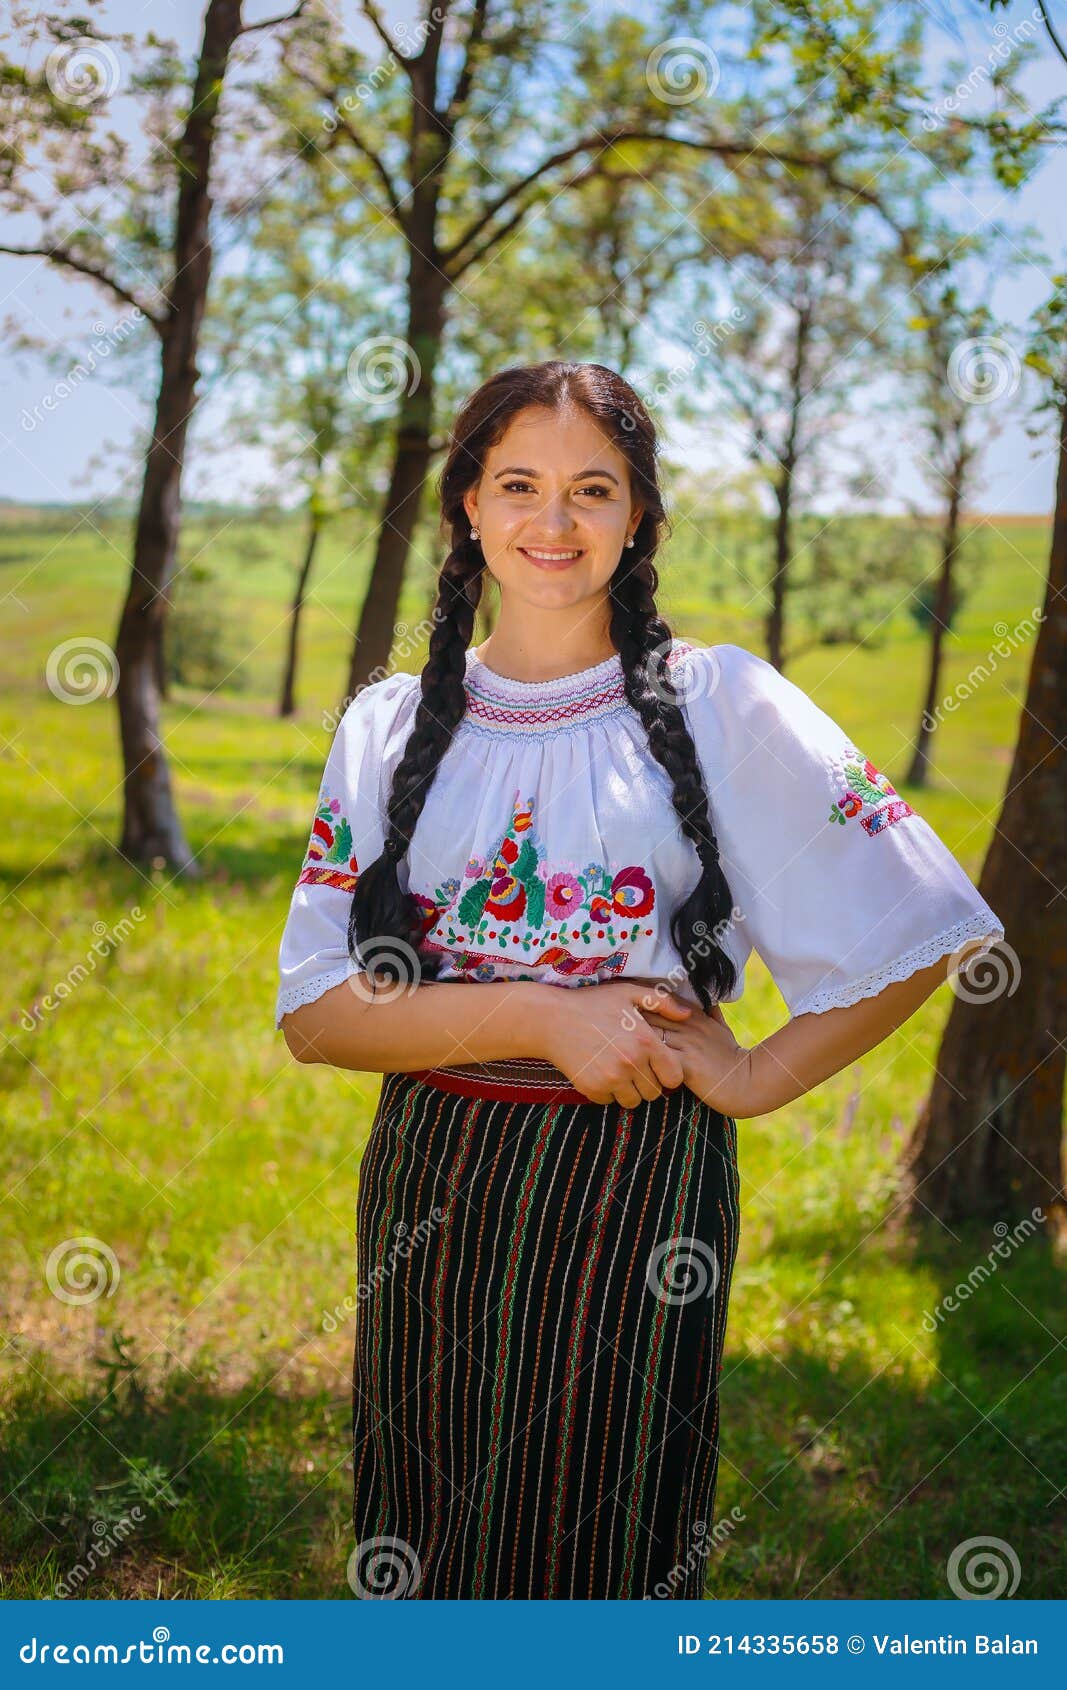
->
xmin=788 ymin=912 xmax=1006 ymax=1017
xmin=275 ymin=962 xmax=360 ymax=1029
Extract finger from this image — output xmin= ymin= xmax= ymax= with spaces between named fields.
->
xmin=612 ymin=1083 xmax=644 ymax=1108
xmin=654 ymin=994 xmax=694 ymax=1020
xmin=648 ymin=1043 xmax=685 ymax=1091
xmin=630 ymin=1066 xmax=664 ymax=1102
xmin=622 ymin=1061 xmax=663 ymax=1103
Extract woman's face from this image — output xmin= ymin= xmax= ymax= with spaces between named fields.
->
xmin=462 ymin=404 xmax=643 ymax=611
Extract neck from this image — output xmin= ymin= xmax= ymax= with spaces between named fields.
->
xmin=474 ymin=606 xmax=617 ymax=683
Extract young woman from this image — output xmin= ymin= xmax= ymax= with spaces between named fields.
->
xmin=275 ymin=361 xmax=1004 ymax=1601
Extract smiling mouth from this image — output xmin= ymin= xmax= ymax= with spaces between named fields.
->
xmin=519 ymin=547 xmax=584 ymax=566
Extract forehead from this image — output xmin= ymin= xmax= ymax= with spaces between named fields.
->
xmin=486 ymin=405 xmax=625 ymax=475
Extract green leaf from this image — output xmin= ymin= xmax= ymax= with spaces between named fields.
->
xmin=457 ymin=879 xmax=491 ymax=927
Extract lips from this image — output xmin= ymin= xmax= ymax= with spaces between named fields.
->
xmin=519 ymin=547 xmax=583 ymax=570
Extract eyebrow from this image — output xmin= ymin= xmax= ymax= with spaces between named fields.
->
xmin=493 ymin=465 xmax=620 ymax=487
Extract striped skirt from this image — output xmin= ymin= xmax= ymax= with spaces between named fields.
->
xmin=348 ymin=1056 xmax=741 ymax=1600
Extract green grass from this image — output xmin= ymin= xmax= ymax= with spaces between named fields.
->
xmin=1 ymin=503 xmax=1062 ymax=1598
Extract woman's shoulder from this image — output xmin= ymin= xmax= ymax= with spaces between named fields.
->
xmin=671 ymin=639 xmax=784 ymax=715
xmin=672 ymin=640 xmax=846 ymax=777
xmin=329 ymin=668 xmax=422 ymax=759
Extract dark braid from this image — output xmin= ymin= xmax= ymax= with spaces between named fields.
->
xmin=349 ymin=359 xmax=739 ymax=1013
xmin=346 ymin=541 xmax=483 ymax=988
xmin=608 ymin=553 xmax=738 ymax=1012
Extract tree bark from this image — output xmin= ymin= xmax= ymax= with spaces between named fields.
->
xmin=899 ymin=400 xmax=1067 ymax=1229
xmin=342 ymin=181 xmax=448 ymax=704
xmin=767 ymin=465 xmax=793 ymax=672
xmin=113 ymin=0 xmax=245 ymax=872
xmin=906 ymin=448 xmax=964 ymax=787
xmin=765 ymin=301 xmax=810 ymax=672
xmin=279 ymin=508 xmax=321 ymax=718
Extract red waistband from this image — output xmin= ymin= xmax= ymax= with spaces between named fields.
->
xmin=404 ymin=1057 xmax=595 ymax=1106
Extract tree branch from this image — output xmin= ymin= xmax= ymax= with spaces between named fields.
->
xmin=361 ymin=0 xmax=415 ymax=67
xmin=0 ymin=243 xmax=166 ymax=332
xmin=284 ymin=55 xmax=407 ymax=230
xmin=445 ymin=0 xmax=489 ymax=128
xmin=1038 ymin=0 xmax=1067 ymax=71
xmin=441 ymin=129 xmax=908 ymax=276
xmin=240 ymin=0 xmax=309 ymax=35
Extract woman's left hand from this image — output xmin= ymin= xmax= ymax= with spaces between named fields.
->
xmin=639 ymin=1003 xmax=768 ymax=1118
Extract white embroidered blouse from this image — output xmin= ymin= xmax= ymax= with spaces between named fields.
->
xmin=274 ymin=638 xmax=1005 ymax=1029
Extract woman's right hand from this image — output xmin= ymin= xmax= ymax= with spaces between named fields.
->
xmin=539 ymin=980 xmax=693 ymax=1106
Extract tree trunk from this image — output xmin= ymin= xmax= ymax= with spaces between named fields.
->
xmin=113 ymin=0 xmax=244 ymax=873
xmin=899 ymin=399 xmax=1067 ymax=1229
xmin=342 ymin=249 xmax=447 ymax=705
xmin=766 ymin=466 xmax=792 ymax=672
xmin=765 ymin=301 xmax=810 ymax=672
xmin=906 ymin=454 xmax=963 ymax=787
xmin=279 ymin=509 xmax=321 ymax=718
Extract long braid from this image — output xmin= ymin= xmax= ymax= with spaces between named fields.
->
xmin=609 ymin=546 xmax=739 ymax=1014
xmin=347 ymin=540 xmax=482 ymax=984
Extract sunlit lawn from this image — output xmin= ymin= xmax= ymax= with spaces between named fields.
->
xmin=0 ymin=504 xmax=1062 ymax=1597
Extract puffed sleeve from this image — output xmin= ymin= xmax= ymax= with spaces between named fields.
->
xmin=678 ymin=642 xmax=1006 ymax=1017
xmin=274 ymin=671 xmax=419 ymax=1029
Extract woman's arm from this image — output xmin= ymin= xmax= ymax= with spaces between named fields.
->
xmin=641 ymin=944 xmax=987 ymax=1118
xmin=743 ymin=953 xmax=959 ymax=1116
xmin=280 ymin=975 xmax=564 ymax=1072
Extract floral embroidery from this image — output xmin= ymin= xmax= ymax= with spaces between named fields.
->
xmin=414 ymin=789 xmax=657 ymax=983
xmin=829 ymin=748 xmax=915 ymax=837
xmin=296 ymin=792 xmax=359 ymax=889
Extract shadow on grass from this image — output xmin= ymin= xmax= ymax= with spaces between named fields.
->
xmin=709 ymin=1223 xmax=1064 ymax=1600
xmin=3 ymin=1229 xmax=1062 ymax=1602
xmin=0 ymin=1350 xmax=355 ymax=1600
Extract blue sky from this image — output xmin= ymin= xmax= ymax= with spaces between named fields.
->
xmin=2 ymin=0 xmax=1064 ymax=516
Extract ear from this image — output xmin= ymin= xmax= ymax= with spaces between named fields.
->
xmin=462 ymin=491 xmax=479 ymax=529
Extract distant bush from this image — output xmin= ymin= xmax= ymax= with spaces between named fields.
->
xmin=164 ymin=560 xmax=250 ymax=693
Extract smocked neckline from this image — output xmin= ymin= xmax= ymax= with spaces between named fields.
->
xmin=465 ymin=644 xmax=623 ymax=700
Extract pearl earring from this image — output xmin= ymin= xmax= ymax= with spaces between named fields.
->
xmin=470 ymin=526 xmax=480 ymax=541
xmin=625 ymin=535 xmax=635 ymax=548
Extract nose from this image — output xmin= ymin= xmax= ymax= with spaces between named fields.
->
xmin=526 ymin=490 xmax=578 ymax=538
